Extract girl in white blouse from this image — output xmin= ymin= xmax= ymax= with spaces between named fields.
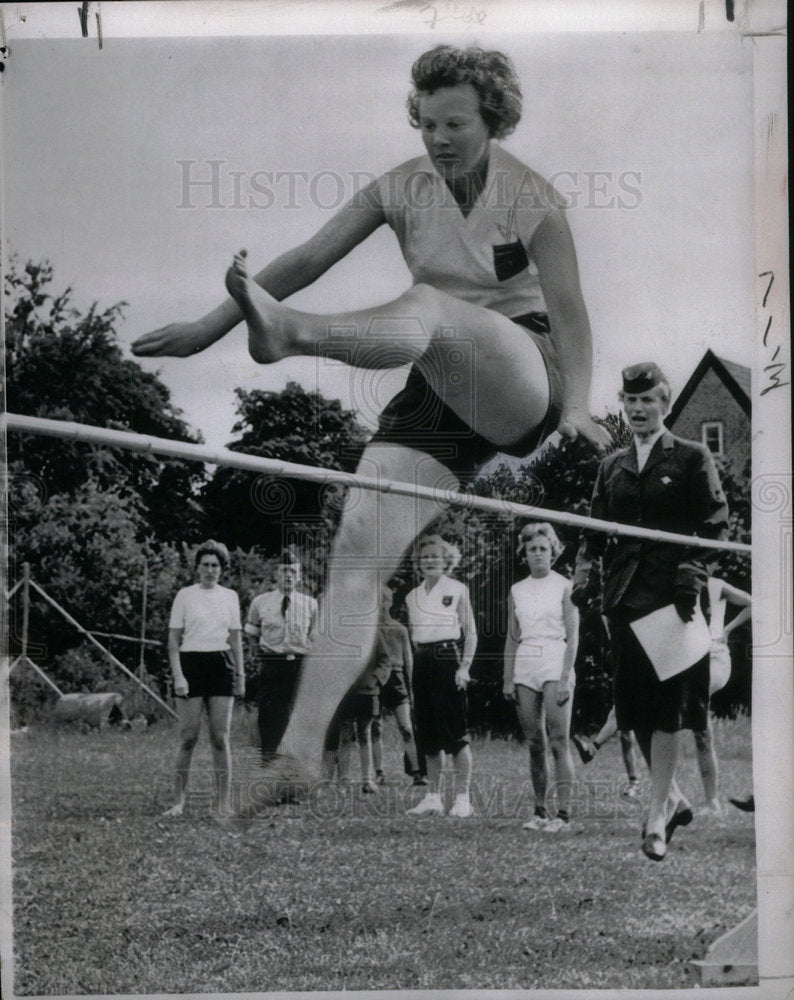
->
xmin=504 ymin=522 xmax=579 ymax=833
xmin=405 ymin=535 xmax=477 ymax=818
xmin=693 ymin=576 xmax=752 ymax=815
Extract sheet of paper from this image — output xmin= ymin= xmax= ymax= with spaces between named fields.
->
xmin=630 ymin=604 xmax=711 ymax=681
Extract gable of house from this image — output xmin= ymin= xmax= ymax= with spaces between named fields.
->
xmin=666 ymin=350 xmax=750 ymax=473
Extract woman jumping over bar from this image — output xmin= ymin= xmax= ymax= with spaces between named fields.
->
xmin=133 ymin=45 xmax=611 ymax=795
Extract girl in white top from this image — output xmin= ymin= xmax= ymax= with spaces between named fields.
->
xmin=132 ymin=45 xmax=610 ymax=793
xmin=405 ymin=535 xmax=477 ymax=818
xmin=694 ymin=577 xmax=752 ymax=816
xmin=163 ymin=540 xmax=244 ymax=820
xmin=504 ymin=522 xmax=579 ymax=833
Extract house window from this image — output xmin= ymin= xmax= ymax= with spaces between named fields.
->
xmin=702 ymin=421 xmax=724 ymax=455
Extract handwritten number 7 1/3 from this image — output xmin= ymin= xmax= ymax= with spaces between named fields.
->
xmin=758 ymin=270 xmax=789 ymax=396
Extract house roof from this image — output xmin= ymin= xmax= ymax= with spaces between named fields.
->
xmin=666 ymin=349 xmax=751 ymax=427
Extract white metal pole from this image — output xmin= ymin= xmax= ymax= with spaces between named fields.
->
xmin=3 ymin=412 xmax=751 ymax=555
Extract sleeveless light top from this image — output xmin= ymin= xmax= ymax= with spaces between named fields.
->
xmin=377 ymin=144 xmax=566 ymax=319
xmin=405 ymin=575 xmax=467 ymax=644
xmin=510 ymin=571 xmax=570 ymax=645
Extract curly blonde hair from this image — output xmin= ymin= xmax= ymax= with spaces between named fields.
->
xmin=412 ymin=534 xmax=462 ymax=575
xmin=407 ymin=45 xmax=522 ymax=140
xmin=516 ymin=522 xmax=562 ymax=563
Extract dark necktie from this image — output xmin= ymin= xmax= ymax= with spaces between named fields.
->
xmin=281 ymin=594 xmax=290 ymax=618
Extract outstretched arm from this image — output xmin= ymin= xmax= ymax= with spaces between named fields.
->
xmin=132 ymin=181 xmax=386 ymax=357
xmin=719 ymin=581 xmax=752 ymax=639
xmin=530 ymin=211 xmax=611 ymax=452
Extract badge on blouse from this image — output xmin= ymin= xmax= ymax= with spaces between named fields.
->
xmin=493 ymin=240 xmax=529 ymax=282
xmin=442 ymin=595 xmax=453 ymax=607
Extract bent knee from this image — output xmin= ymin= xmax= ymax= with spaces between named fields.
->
xmin=402 ymin=283 xmax=446 ymax=328
xmin=180 ymin=733 xmax=200 ymax=752
xmin=405 ymin=282 xmax=441 ymax=308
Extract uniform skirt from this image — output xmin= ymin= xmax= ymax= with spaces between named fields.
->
xmin=411 ymin=640 xmax=470 ymax=756
xmin=609 ymin=617 xmax=709 ymax=735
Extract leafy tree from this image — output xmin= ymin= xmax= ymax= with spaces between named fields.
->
xmin=200 ymin=381 xmax=370 ymax=557
xmin=4 ymin=257 xmax=206 ymax=541
xmin=7 ymin=477 xmax=185 ymax=718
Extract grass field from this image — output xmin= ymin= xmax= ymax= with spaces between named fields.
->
xmin=10 ymin=710 xmax=756 ymax=993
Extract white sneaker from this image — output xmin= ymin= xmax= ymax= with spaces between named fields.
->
xmin=621 ymin=780 xmax=641 ymax=801
xmin=448 ymin=796 xmax=474 ymax=818
xmin=407 ymin=794 xmax=443 ymax=816
xmin=522 ymin=814 xmax=549 ymax=831
xmin=542 ymin=816 xmax=572 ymax=833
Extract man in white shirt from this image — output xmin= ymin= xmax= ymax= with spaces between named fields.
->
xmin=245 ymin=554 xmax=318 ymax=759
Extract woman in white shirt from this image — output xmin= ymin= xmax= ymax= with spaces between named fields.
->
xmin=504 ymin=522 xmax=579 ymax=833
xmin=163 ymin=540 xmax=244 ymax=819
xmin=694 ymin=576 xmax=752 ymax=815
xmin=405 ymin=535 xmax=477 ymax=818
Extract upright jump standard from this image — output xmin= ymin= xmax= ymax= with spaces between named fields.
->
xmin=4 ymin=412 xmax=751 ymax=555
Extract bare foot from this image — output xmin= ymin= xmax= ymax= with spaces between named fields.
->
xmin=131 ymin=321 xmax=211 ymax=358
xmin=224 ymin=250 xmax=299 ymax=364
xmin=161 ymin=802 xmax=184 ymax=818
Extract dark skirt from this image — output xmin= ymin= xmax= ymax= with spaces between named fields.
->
xmin=180 ymin=650 xmax=235 ymax=699
xmin=412 ymin=640 xmax=470 ymax=756
xmin=609 ymin=617 xmax=709 ymax=735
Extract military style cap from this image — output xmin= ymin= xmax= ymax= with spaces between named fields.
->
xmin=621 ymin=362 xmax=667 ymax=393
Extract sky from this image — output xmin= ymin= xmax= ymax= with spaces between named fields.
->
xmin=3 ymin=20 xmax=756 ymax=453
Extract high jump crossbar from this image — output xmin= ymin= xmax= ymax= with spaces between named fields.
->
xmin=4 ymin=412 xmax=751 ymax=555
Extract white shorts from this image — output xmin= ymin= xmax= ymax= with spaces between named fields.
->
xmin=513 ymin=639 xmax=572 ymax=693
xmin=709 ymin=638 xmax=732 ymax=696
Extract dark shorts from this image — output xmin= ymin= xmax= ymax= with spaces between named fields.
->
xmin=609 ymin=615 xmax=710 ymax=735
xmin=378 ymin=669 xmax=411 ymax=711
xmin=180 ymin=650 xmax=235 ymax=699
xmin=412 ymin=640 xmax=470 ymax=756
xmin=343 ymin=692 xmax=379 ymax=722
xmin=324 ymin=692 xmax=379 ymax=752
xmin=369 ymin=312 xmax=563 ymax=480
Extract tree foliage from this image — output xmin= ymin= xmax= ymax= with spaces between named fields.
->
xmin=4 ymin=257 xmax=206 ymax=541
xmin=200 ymin=381 xmax=370 ymax=556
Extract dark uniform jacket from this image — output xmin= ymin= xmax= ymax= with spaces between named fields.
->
xmin=573 ymin=431 xmax=729 ymax=616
